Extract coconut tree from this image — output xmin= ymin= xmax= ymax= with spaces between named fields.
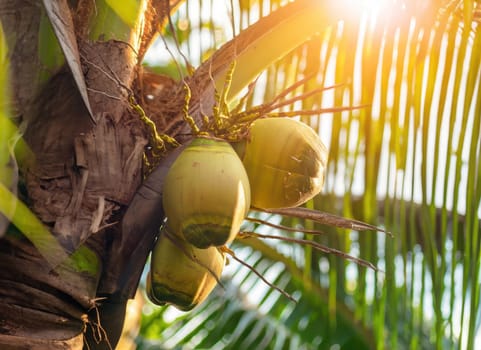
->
xmin=0 ymin=0 xmax=366 ymax=348
xmin=0 ymin=1 xmax=480 ymax=350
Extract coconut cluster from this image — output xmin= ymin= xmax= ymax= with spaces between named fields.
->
xmin=147 ymin=117 xmax=328 ymax=311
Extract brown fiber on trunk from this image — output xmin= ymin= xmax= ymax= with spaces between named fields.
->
xmin=0 ymin=38 xmax=148 ymax=347
xmin=0 ymin=334 xmax=84 ymax=350
xmin=0 ymin=235 xmax=88 ymax=350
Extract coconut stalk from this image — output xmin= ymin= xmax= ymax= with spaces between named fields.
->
xmin=145 ymin=0 xmax=347 ymax=142
xmin=0 ymin=0 xmax=363 ymax=348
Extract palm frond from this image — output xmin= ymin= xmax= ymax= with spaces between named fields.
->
xmin=304 ymin=0 xmax=481 ymax=348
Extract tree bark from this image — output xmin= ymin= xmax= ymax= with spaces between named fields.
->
xmin=0 ymin=44 xmax=146 ymax=349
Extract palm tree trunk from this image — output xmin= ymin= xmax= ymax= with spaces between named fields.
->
xmin=0 ymin=35 xmax=151 ymax=350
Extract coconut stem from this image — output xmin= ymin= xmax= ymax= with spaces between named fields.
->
xmin=220 ymin=246 xmax=297 ymax=303
xmin=258 ymin=207 xmax=393 ymax=236
xmin=238 ymin=231 xmax=379 ymax=271
xmin=245 ymin=216 xmax=327 ymax=236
